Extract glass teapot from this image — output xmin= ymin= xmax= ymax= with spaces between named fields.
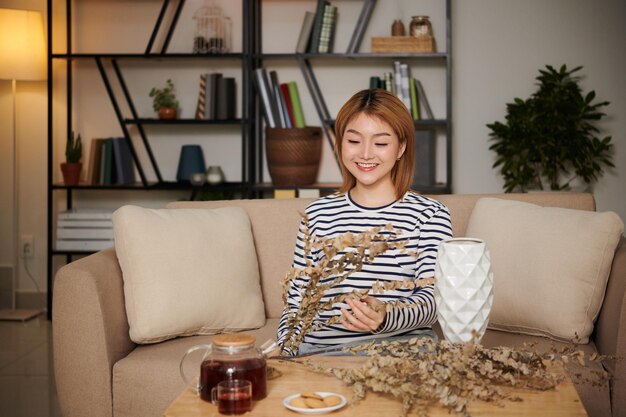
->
xmin=180 ymin=333 xmax=276 ymax=402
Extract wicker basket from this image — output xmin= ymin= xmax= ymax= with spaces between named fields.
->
xmin=371 ymin=35 xmax=436 ymax=53
xmin=265 ymin=127 xmax=322 ymax=186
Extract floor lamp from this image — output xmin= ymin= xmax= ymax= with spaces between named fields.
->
xmin=0 ymin=8 xmax=47 ymax=321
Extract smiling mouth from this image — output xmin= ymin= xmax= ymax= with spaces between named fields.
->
xmin=356 ymin=162 xmax=378 ymax=170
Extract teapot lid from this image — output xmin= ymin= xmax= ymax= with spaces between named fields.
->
xmin=213 ymin=333 xmax=256 ymax=348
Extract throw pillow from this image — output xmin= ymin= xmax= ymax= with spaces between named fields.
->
xmin=465 ymin=197 xmax=623 ymax=343
xmin=112 ymin=205 xmax=266 ymax=344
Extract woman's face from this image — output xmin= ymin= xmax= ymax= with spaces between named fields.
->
xmin=341 ymin=113 xmax=406 ymax=191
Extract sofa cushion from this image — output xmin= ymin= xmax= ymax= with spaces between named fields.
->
xmin=112 ymin=205 xmax=266 ymax=344
xmin=466 ymin=197 xmax=624 ymax=343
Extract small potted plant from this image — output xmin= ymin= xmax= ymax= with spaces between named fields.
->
xmin=487 ymin=65 xmax=614 ymax=192
xmin=61 ymin=131 xmax=83 ymax=186
xmin=149 ymin=79 xmax=180 ymax=120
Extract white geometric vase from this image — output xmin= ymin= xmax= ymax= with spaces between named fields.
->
xmin=434 ymin=238 xmax=494 ymax=343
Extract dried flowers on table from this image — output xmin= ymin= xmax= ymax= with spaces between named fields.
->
xmin=305 ymin=335 xmax=611 ymax=417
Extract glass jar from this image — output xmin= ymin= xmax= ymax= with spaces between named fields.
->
xmin=409 ymin=16 xmax=433 ymax=38
xmin=199 ymin=334 xmax=267 ymax=401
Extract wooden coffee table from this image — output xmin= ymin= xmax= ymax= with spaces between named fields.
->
xmin=164 ymin=356 xmax=587 ymax=416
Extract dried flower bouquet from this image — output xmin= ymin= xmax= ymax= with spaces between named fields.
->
xmin=279 ymin=218 xmax=432 ymax=355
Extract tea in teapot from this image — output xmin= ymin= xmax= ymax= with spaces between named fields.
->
xmin=180 ymin=333 xmax=268 ymax=402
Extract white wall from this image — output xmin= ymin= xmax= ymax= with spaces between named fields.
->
xmin=453 ymin=0 xmax=626 ymax=217
xmin=0 ymin=0 xmax=624 ymax=296
xmin=0 ymin=0 xmax=48 ymax=301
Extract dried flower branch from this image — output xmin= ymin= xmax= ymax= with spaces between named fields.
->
xmin=280 ymin=216 xmax=428 ymax=355
xmin=305 ymin=335 xmax=612 ymax=416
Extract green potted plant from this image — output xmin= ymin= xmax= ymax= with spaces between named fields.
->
xmin=61 ymin=131 xmax=83 ymax=186
xmin=487 ymin=65 xmax=614 ymax=192
xmin=149 ymin=79 xmax=180 ymax=120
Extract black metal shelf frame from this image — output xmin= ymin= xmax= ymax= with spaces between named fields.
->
xmin=46 ymin=0 xmax=254 ymax=319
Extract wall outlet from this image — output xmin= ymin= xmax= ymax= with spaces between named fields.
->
xmin=21 ymin=235 xmax=34 ymax=258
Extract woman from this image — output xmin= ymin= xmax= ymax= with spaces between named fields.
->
xmin=277 ymin=89 xmax=452 ymax=356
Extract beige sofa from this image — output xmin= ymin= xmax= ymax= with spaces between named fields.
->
xmin=53 ymin=193 xmax=626 ymax=417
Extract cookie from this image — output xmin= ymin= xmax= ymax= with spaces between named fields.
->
xmin=323 ymin=395 xmax=342 ymax=407
xmin=300 ymin=392 xmax=323 ymax=400
xmin=303 ymin=397 xmax=327 ymax=409
xmin=290 ymin=397 xmax=309 ymax=408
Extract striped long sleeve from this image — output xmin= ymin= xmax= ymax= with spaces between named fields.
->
xmin=276 ymin=191 xmax=452 ymax=354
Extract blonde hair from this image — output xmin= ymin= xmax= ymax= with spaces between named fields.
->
xmin=334 ymin=89 xmax=415 ymax=199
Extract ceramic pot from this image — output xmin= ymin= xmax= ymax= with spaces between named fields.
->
xmin=176 ymin=145 xmax=206 ymax=182
xmin=61 ymin=162 xmax=82 ymax=186
xmin=434 ymin=238 xmax=494 ymax=343
xmin=158 ymin=107 xmax=178 ymax=120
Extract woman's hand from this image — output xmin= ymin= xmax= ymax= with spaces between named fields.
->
xmin=340 ymin=296 xmax=386 ymax=332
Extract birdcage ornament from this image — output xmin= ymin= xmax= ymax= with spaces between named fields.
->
xmin=193 ymin=0 xmax=232 ymax=54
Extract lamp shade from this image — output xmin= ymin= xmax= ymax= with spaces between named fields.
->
xmin=0 ymin=8 xmax=47 ymax=81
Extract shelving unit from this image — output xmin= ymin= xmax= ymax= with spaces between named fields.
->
xmin=46 ymin=0 xmax=255 ymax=319
xmin=251 ymin=0 xmax=452 ymax=194
xmin=46 ymin=0 xmax=452 ymax=318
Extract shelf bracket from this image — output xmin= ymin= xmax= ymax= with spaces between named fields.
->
xmin=295 ymin=56 xmax=339 ymax=168
xmin=111 ymin=60 xmax=164 ymax=183
xmin=94 ymin=57 xmax=149 ymax=186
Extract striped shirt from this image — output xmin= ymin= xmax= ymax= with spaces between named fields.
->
xmin=277 ymin=191 xmax=453 ymax=355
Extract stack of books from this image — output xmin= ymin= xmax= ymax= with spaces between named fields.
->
xmin=85 ymin=137 xmax=136 ymax=185
xmin=296 ymin=0 xmax=377 ymax=54
xmin=201 ymin=72 xmax=237 ymax=120
xmin=369 ymin=61 xmax=434 ymax=121
xmin=252 ymin=68 xmax=305 ymax=129
xmin=56 ymin=209 xmax=115 ymax=251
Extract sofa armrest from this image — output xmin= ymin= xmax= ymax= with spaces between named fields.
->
xmin=593 ymin=236 xmax=626 ymax=417
xmin=53 ymin=248 xmax=136 ymax=417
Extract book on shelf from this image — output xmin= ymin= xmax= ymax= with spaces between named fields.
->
xmin=269 ymin=70 xmax=287 ymax=128
xmin=273 ymin=189 xmax=296 ymax=199
xmin=308 ymin=0 xmax=329 ymax=54
xmin=86 ymin=138 xmax=107 ymax=185
xmin=295 ymin=11 xmax=315 ymax=53
xmin=415 ymin=79 xmax=434 ymax=119
xmin=317 ymin=4 xmax=337 ymax=53
xmin=216 ymin=77 xmax=236 ymax=120
xmin=102 ymin=138 xmax=117 ymax=186
xmin=370 ymin=62 xmax=433 ymax=121
xmin=111 ymin=137 xmax=136 ymax=185
xmin=400 ymin=63 xmax=412 ymax=110
xmin=346 ymin=0 xmax=377 ymax=53
xmin=280 ymin=83 xmax=296 ymax=127
xmin=205 ymin=72 xmax=222 ymax=120
xmin=393 ymin=61 xmax=403 ymax=102
xmin=252 ymin=68 xmax=277 ymax=128
xmin=369 ymin=76 xmax=382 ymax=90
xmin=287 ymin=81 xmax=305 ymax=128
xmin=409 ymin=78 xmax=420 ymax=121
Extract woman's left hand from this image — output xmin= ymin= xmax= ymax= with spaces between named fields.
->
xmin=340 ymin=296 xmax=386 ymax=332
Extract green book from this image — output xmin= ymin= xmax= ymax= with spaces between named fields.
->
xmin=288 ymin=82 xmax=305 ymax=128
xmin=369 ymin=76 xmax=381 ymax=90
xmin=410 ymin=77 xmax=420 ymax=121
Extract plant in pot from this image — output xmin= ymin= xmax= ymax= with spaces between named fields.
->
xmin=61 ymin=131 xmax=83 ymax=186
xmin=487 ymin=65 xmax=614 ymax=192
xmin=149 ymin=79 xmax=180 ymax=120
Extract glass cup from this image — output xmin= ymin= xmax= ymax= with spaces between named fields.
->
xmin=211 ymin=379 xmax=252 ymax=415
